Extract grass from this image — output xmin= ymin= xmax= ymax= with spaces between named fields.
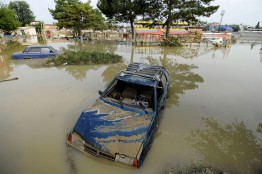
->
xmin=46 ymin=50 xmax=123 ymax=66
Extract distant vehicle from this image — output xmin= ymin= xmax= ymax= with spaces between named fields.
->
xmin=12 ymin=46 xmax=59 ymax=59
xmin=67 ymin=63 xmax=170 ymax=167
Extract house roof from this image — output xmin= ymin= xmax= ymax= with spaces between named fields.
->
xmin=135 ymin=28 xmax=188 ymax=35
xmin=167 ymin=28 xmax=189 ymax=35
xmin=135 ymin=28 xmax=164 ymax=35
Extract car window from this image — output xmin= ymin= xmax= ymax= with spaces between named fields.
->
xmin=105 ymin=79 xmax=155 ymax=111
xmin=49 ymin=46 xmax=56 ymax=52
xmin=41 ymin=47 xmax=52 ymax=53
xmin=104 ymin=79 xmax=118 ymax=96
xmin=29 ymin=47 xmax=41 ymax=53
xmin=23 ymin=47 xmax=29 ymax=53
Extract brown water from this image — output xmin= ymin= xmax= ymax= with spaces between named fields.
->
xmin=0 ymin=41 xmax=262 ymax=174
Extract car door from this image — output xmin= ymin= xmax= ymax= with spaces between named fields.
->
xmin=41 ymin=47 xmax=56 ymax=58
xmin=27 ymin=47 xmax=41 ymax=58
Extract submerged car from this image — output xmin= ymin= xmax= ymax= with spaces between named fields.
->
xmin=12 ymin=45 xmax=59 ymax=59
xmin=67 ymin=63 xmax=170 ymax=167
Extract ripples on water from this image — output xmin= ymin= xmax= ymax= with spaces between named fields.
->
xmin=0 ymin=41 xmax=261 ymax=174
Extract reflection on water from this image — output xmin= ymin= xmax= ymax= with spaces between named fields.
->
xmin=60 ymin=63 xmax=127 ymax=84
xmin=188 ymin=117 xmax=262 ymax=174
xmin=0 ymin=54 xmax=12 ymax=80
xmin=134 ymin=44 xmax=230 ymax=59
xmin=101 ymin=63 xmax=127 ymax=85
xmin=146 ymin=56 xmax=204 ymax=107
xmin=259 ymin=47 xmax=262 ymax=62
xmin=61 ymin=65 xmax=101 ymax=81
xmin=0 ymin=43 xmax=26 ymax=80
xmin=66 ymin=146 xmax=77 ymax=174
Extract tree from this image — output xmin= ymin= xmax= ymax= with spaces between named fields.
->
xmin=8 ymin=0 xmax=35 ymax=27
xmin=255 ymin=21 xmax=260 ymax=29
xmin=31 ymin=21 xmax=44 ymax=34
xmin=49 ymin=0 xmax=107 ymax=37
xmin=233 ymin=25 xmax=240 ymax=32
xmin=0 ymin=4 xmax=20 ymax=32
xmin=97 ymin=0 xmax=148 ymax=39
xmin=143 ymin=0 xmax=219 ymax=37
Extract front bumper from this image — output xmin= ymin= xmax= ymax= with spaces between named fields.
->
xmin=67 ymin=131 xmax=139 ymax=167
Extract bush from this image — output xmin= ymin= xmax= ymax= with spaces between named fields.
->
xmin=46 ymin=51 xmax=123 ymax=66
xmin=160 ymin=36 xmax=182 ymax=47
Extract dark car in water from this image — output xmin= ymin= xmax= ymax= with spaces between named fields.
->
xmin=12 ymin=45 xmax=59 ymax=59
xmin=67 ymin=63 xmax=170 ymax=167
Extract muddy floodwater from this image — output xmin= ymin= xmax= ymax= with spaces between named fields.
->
xmin=0 ymin=41 xmax=262 ymax=174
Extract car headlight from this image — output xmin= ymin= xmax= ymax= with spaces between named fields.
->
xmin=67 ymin=132 xmax=85 ymax=150
xmin=115 ymin=154 xmax=138 ymax=167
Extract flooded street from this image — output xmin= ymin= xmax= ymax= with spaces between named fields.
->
xmin=0 ymin=41 xmax=262 ymax=174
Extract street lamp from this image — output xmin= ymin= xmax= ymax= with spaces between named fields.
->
xmin=219 ymin=10 xmax=225 ymax=31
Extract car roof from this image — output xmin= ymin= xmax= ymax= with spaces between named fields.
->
xmin=25 ymin=45 xmax=52 ymax=48
xmin=116 ymin=63 xmax=166 ymax=87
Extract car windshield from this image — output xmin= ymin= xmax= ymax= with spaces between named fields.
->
xmin=103 ymin=79 xmax=155 ymax=112
xmin=23 ymin=47 xmax=29 ymax=53
xmin=49 ymin=46 xmax=57 ymax=52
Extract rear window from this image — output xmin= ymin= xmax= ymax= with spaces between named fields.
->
xmin=41 ymin=47 xmax=51 ymax=53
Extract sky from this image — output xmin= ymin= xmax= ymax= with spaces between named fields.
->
xmin=1 ymin=0 xmax=262 ymax=26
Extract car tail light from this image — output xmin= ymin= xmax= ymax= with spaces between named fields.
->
xmin=133 ymin=158 xmax=138 ymax=167
xmin=67 ymin=132 xmax=85 ymax=150
xmin=68 ymin=133 xmax=72 ymax=143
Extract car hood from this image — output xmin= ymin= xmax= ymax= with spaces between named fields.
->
xmin=73 ymin=99 xmax=154 ymax=158
xmin=12 ymin=52 xmax=22 ymax=55
xmin=12 ymin=52 xmax=22 ymax=56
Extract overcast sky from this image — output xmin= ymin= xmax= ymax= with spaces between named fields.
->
xmin=1 ymin=0 xmax=262 ymax=26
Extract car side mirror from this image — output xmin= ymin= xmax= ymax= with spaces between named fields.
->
xmin=98 ymin=90 xmax=103 ymax=95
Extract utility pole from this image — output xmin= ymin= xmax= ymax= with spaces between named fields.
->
xmin=218 ymin=10 xmax=225 ymax=31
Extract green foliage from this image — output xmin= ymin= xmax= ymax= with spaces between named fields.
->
xmin=97 ymin=0 xmax=147 ymax=38
xmin=49 ymin=0 xmax=107 ymax=36
xmin=160 ymin=36 xmax=182 ymax=47
xmin=105 ymin=18 xmax=118 ymax=30
xmin=0 ymin=5 xmax=20 ymax=31
xmin=97 ymin=0 xmax=145 ymax=23
xmin=32 ymin=21 xmax=44 ymax=34
xmin=47 ymin=51 xmax=122 ymax=66
xmin=98 ymin=0 xmax=218 ymax=38
xmin=8 ymin=0 xmax=35 ymax=27
xmin=233 ymin=25 xmax=240 ymax=32
xmin=255 ymin=21 xmax=260 ymax=29
xmin=143 ymin=0 xmax=219 ymax=37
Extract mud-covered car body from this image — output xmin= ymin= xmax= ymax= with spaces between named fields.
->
xmin=12 ymin=46 xmax=58 ymax=59
xmin=67 ymin=63 xmax=170 ymax=167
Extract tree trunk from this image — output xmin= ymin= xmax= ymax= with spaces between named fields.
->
xmin=130 ymin=19 xmax=135 ymax=40
xmin=76 ymin=22 xmax=82 ymax=37
xmin=165 ymin=1 xmax=172 ymax=39
xmin=165 ymin=18 xmax=171 ymax=38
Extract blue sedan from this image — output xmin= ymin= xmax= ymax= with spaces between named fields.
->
xmin=12 ymin=46 xmax=59 ymax=59
xmin=67 ymin=63 xmax=170 ymax=167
